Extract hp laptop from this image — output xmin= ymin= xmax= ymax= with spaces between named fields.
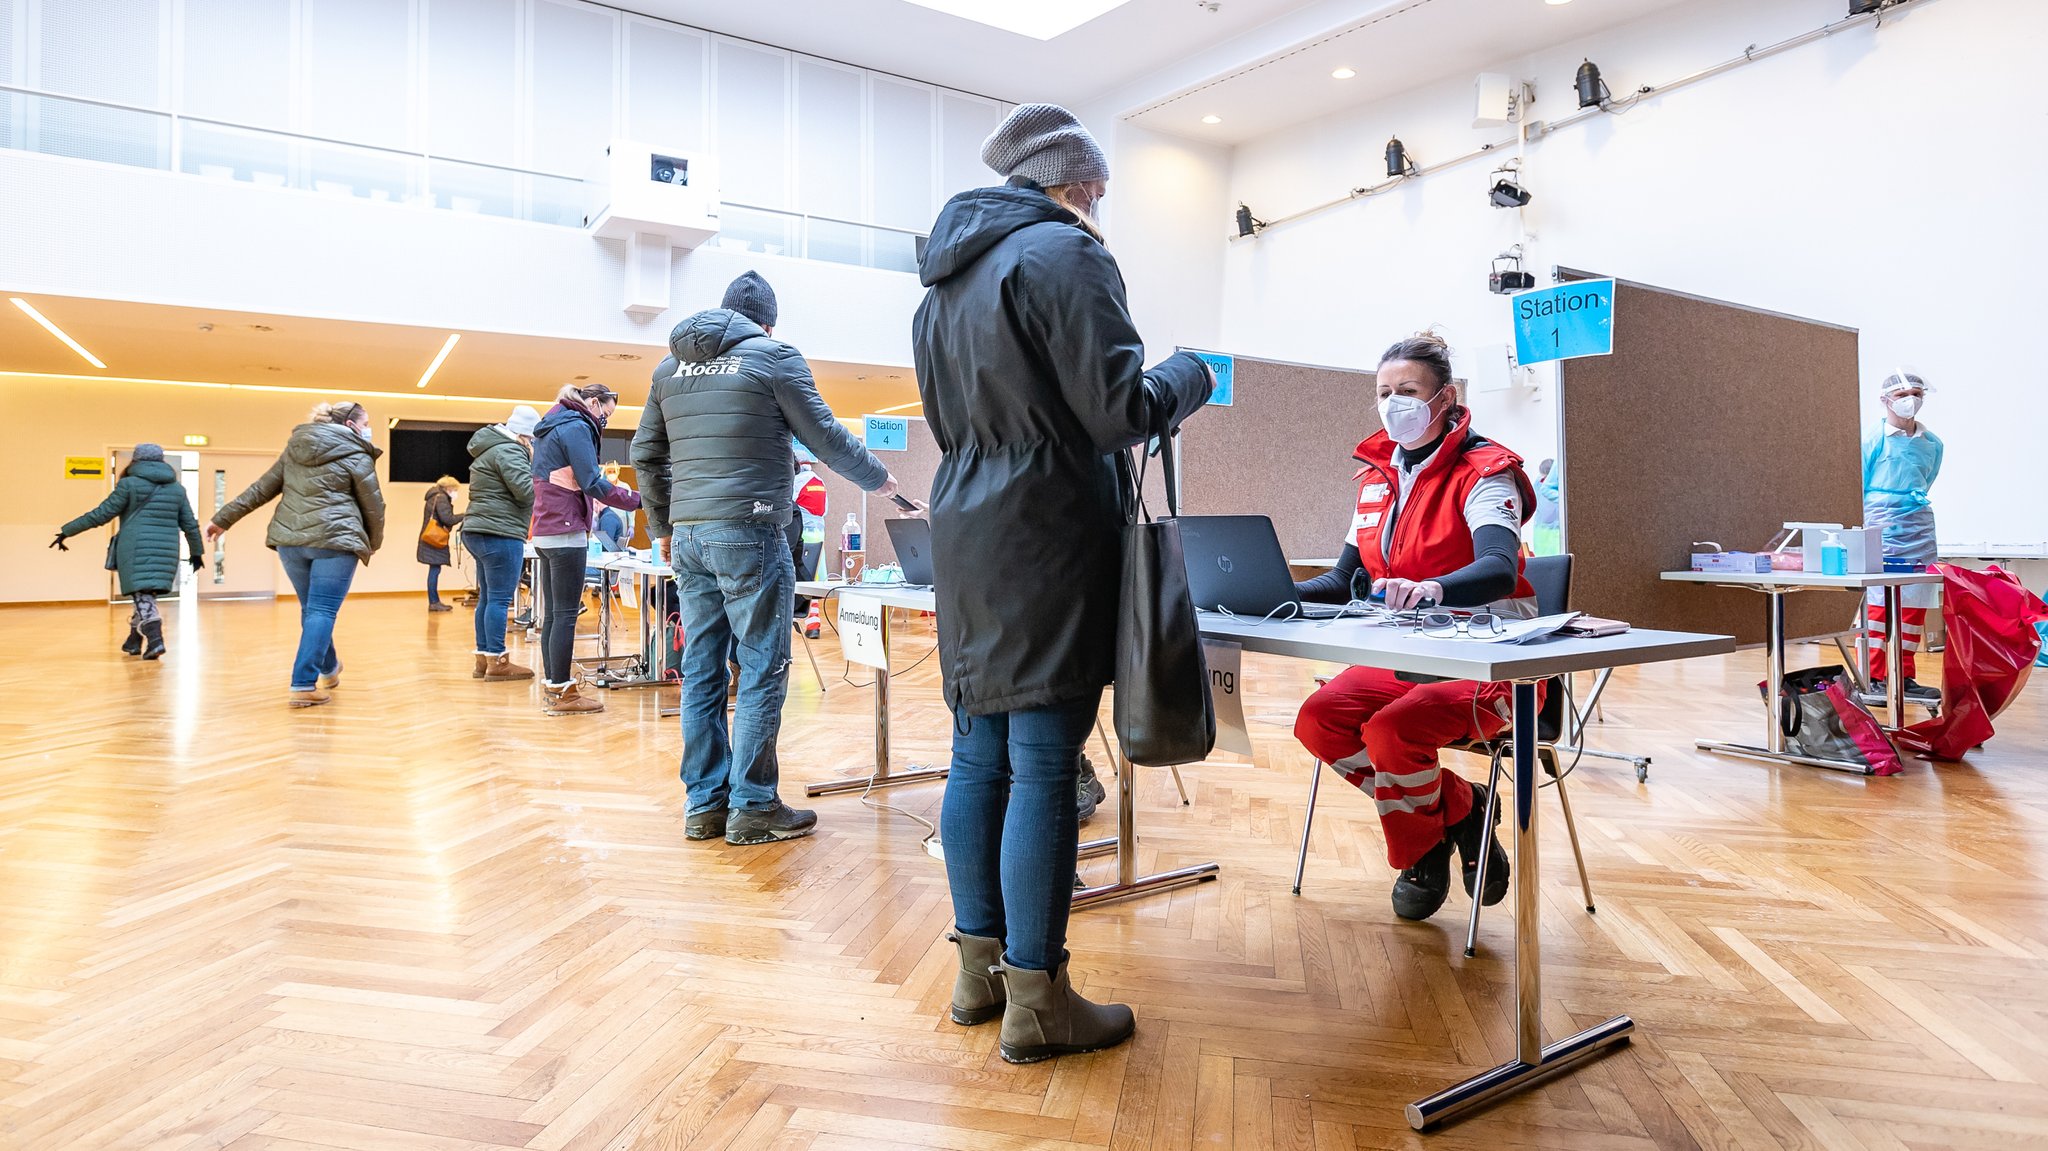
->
xmin=1177 ymin=515 xmax=1350 ymax=619
xmin=883 ymin=517 xmax=936 ymax=586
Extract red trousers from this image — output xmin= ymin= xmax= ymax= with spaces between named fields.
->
xmin=1293 ymin=667 xmax=1519 ymax=869
xmin=1864 ymin=602 xmax=1927 ymax=681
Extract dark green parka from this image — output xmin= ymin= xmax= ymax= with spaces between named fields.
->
xmin=214 ymin=421 xmax=386 ymax=563
xmin=60 ymin=459 xmax=203 ymax=595
xmin=460 ymin=425 xmax=534 ymax=541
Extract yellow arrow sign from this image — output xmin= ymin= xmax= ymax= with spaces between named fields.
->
xmin=65 ymin=455 xmax=105 ymax=480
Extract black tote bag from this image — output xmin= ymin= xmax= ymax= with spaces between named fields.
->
xmin=1113 ymin=435 xmax=1215 ymax=766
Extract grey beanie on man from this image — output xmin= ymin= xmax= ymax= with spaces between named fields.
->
xmin=132 ymin=443 xmax=166 ymax=463
xmin=981 ymin=103 xmax=1109 ymax=187
xmin=722 ymin=270 xmax=778 ymax=329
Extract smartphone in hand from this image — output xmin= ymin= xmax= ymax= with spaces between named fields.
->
xmin=888 ymin=493 xmax=920 ymax=513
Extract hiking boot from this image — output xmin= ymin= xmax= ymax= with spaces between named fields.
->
xmin=725 ymin=802 xmax=818 ymax=845
xmin=995 ymin=959 xmax=1135 ymax=1064
xmin=684 ymin=809 xmax=729 ymax=841
xmin=1902 ymin=677 xmax=1942 ymax=702
xmin=1451 ymin=780 xmax=1509 ymax=907
xmin=543 ymin=682 xmax=605 ymax=715
xmin=473 ymin=653 xmax=488 ymax=678
xmin=1391 ymin=838 xmax=1454 ymax=921
xmin=1076 ymin=752 xmax=1107 ymax=824
xmin=139 ymin=620 xmax=166 ymax=661
xmin=288 ymin=687 xmax=332 ymax=708
xmin=482 ymin=654 xmax=534 ymax=681
xmin=121 ymin=626 xmax=143 ymax=655
xmin=947 ymin=932 xmax=1006 ymax=1026
xmin=318 ymin=662 xmax=342 ymax=690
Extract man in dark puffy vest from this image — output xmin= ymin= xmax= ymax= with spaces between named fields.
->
xmin=631 ymin=271 xmax=899 ymax=846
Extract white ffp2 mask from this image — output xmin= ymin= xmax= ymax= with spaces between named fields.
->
xmin=1378 ymin=393 xmax=1438 ymax=443
xmin=1888 ymin=395 xmax=1922 ymax=419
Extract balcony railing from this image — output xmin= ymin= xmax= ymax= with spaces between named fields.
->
xmin=0 ymin=84 xmax=925 ymax=272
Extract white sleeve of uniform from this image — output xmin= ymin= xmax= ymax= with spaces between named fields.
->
xmin=1462 ymin=472 xmax=1524 ymax=537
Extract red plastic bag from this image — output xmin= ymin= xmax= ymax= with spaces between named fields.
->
xmin=1894 ymin=564 xmax=2048 ymax=761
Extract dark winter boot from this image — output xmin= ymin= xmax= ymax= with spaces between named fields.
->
xmin=1451 ymin=780 xmax=1509 ymax=907
xmin=996 ymin=959 xmax=1135 ymax=1064
xmin=121 ymin=625 xmax=143 ymax=655
xmin=946 ymin=932 xmax=1006 ymax=1025
xmin=139 ymin=620 xmax=166 ymax=661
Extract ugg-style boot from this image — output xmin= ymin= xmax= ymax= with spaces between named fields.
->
xmin=121 ymin=625 xmax=144 ymax=655
xmin=473 ymin=653 xmax=488 ymax=678
xmin=139 ymin=620 xmax=166 ymax=661
xmin=543 ymin=681 xmax=604 ymax=715
xmin=995 ymin=959 xmax=1135 ymax=1064
xmin=483 ymin=654 xmax=534 ymax=681
xmin=946 ymin=932 xmax=1006 ymax=1026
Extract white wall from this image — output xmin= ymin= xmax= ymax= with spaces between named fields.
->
xmin=1093 ymin=117 xmax=1232 ymax=361
xmin=1214 ymin=0 xmax=2046 ymax=554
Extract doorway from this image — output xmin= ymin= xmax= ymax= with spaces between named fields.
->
xmin=195 ymin=450 xmax=281 ymax=599
xmin=107 ymin=448 xmax=202 ymax=604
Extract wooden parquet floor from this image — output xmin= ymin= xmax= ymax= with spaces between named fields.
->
xmin=3 ymin=596 xmax=2047 ymax=1150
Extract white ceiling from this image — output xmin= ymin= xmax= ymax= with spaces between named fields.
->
xmin=1126 ymin=0 xmax=1691 ymax=144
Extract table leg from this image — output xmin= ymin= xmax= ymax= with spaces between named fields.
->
xmin=1071 ymin=746 xmax=1218 ymax=909
xmin=807 ymin=605 xmax=948 ymax=797
xmin=1696 ymin=587 xmax=1873 ymax=774
xmin=1407 ymin=680 xmax=1633 ymax=1130
xmin=1883 ymin=584 xmax=1906 ymax=725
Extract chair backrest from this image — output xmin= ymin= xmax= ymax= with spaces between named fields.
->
xmin=1523 ymin=553 xmax=1574 ymax=740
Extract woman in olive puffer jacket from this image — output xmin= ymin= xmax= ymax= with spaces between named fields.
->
xmin=50 ymin=442 xmax=204 ymax=660
xmin=207 ymin=401 xmax=387 ymax=708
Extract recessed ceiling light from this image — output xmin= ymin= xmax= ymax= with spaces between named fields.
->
xmin=9 ymin=297 xmax=106 ymax=369
xmin=1202 ymin=115 xmax=1222 ymax=125
xmin=899 ymin=0 xmax=1134 ymax=40
xmin=1546 ymin=0 xmax=1573 ymax=5
xmin=599 ymin=352 xmax=641 ymax=361
xmin=415 ymin=333 xmax=461 ymax=389
xmin=1332 ymin=67 xmax=1356 ymax=80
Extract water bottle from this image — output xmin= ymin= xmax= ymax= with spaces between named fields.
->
xmin=841 ymin=513 xmax=865 ymax=581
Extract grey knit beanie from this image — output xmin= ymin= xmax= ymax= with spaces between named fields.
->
xmin=981 ymin=103 xmax=1109 ymax=187
xmin=132 ymin=443 xmax=165 ymax=463
xmin=721 ymin=270 xmax=778 ymax=329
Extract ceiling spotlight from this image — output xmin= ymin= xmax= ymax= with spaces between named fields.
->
xmin=1234 ymin=203 xmax=1263 ymax=238
xmin=1488 ymin=161 xmax=1531 ymax=208
xmin=1545 ymin=0 xmax=1572 ymax=6
xmin=1575 ymin=59 xmax=1610 ymax=109
xmin=1201 ymin=114 xmax=1222 ymax=125
xmin=1331 ymin=67 xmax=1356 ymax=80
xmin=1848 ymin=0 xmax=1883 ymax=13
xmin=1385 ymin=136 xmax=1418 ymax=179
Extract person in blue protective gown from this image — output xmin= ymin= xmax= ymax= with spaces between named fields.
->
xmin=1862 ymin=370 xmax=1943 ymax=701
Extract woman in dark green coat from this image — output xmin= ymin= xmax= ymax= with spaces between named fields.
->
xmin=50 ymin=443 xmax=204 ymax=660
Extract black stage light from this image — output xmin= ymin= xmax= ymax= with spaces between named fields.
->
xmin=1575 ymin=59 xmax=1610 ymax=110
xmin=1234 ymin=203 xmax=1258 ymax=238
xmin=1489 ymin=178 xmax=1531 ymax=209
xmin=1849 ymin=0 xmax=1883 ymax=13
xmin=1489 ymin=251 xmax=1535 ymax=295
xmin=1385 ymin=136 xmax=1416 ymax=178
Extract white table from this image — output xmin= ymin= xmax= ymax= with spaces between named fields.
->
xmin=1200 ymin=612 xmax=1732 ymax=1130
xmin=581 ymin=553 xmax=675 ymax=690
xmin=1659 ymin=570 xmax=1942 ymax=774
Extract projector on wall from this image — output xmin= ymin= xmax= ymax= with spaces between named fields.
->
xmin=587 ymin=141 xmax=722 ymax=316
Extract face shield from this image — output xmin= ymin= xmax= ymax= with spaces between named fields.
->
xmin=1880 ymin=366 xmax=1930 ymax=419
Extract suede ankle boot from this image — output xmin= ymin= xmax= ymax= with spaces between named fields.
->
xmin=995 ymin=959 xmax=1135 ymax=1064
xmin=482 ymin=653 xmax=534 ymax=681
xmin=473 ymin=653 xmax=488 ymax=679
xmin=946 ymin=932 xmax=1005 ymax=1026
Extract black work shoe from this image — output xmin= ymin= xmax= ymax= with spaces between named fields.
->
xmin=1902 ymin=678 xmax=1942 ymax=702
xmin=1076 ymin=753 xmax=1107 ymax=824
xmin=1452 ymin=781 xmax=1510 ymax=907
xmin=725 ymin=802 xmax=818 ymax=845
xmin=1391 ymin=838 xmax=1454 ymax=921
xmin=684 ymin=809 xmax=728 ymax=841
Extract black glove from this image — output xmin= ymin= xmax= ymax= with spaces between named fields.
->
xmin=49 ymin=533 xmax=67 ymax=551
xmin=189 ymin=554 xmax=205 ymax=572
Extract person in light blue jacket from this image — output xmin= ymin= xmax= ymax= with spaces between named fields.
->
xmin=1862 ymin=370 xmax=1943 ymax=700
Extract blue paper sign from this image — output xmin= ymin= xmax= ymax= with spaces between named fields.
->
xmin=1190 ymin=351 xmax=1234 ymax=407
xmin=1511 ymin=279 xmax=1615 ymax=366
xmin=863 ymin=415 xmax=909 ymax=451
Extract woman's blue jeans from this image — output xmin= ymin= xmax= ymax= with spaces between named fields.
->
xmin=276 ymin=546 xmax=357 ymax=690
xmin=940 ymin=689 xmax=1101 ymax=972
xmin=463 ymin=532 xmax=526 ymax=655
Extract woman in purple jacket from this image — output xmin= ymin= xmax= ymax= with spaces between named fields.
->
xmin=529 ymin=383 xmax=642 ymax=715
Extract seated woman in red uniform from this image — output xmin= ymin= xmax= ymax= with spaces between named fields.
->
xmin=1293 ymin=332 xmax=1539 ymax=922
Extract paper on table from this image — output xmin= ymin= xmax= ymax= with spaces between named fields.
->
xmin=1456 ymin=612 xmax=1582 ymax=645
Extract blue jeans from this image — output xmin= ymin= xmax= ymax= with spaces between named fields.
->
xmin=941 ymin=691 xmax=1101 ymax=971
xmin=276 ymin=546 xmax=358 ymax=690
xmin=671 ymin=522 xmax=794 ymax=814
xmin=464 ymin=533 xmax=525 ymax=655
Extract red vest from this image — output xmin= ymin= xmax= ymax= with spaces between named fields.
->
xmin=1352 ymin=410 xmax=1536 ymax=600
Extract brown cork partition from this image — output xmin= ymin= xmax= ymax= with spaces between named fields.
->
xmin=1176 ymin=354 xmax=1380 ymax=560
xmin=1557 ymin=277 xmax=1862 ymax=646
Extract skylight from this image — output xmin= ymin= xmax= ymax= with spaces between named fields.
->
xmin=899 ymin=0 xmax=1137 ymax=40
